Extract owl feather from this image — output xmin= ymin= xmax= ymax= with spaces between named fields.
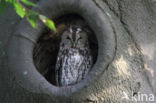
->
xmin=55 ymin=26 xmax=93 ymax=86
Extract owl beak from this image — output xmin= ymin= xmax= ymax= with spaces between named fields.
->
xmin=72 ymin=43 xmax=76 ymax=48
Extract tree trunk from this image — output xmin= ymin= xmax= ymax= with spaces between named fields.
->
xmin=0 ymin=0 xmax=156 ymax=103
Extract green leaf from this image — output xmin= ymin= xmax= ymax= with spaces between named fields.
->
xmin=25 ymin=10 xmax=38 ymax=28
xmin=26 ymin=17 xmax=37 ymax=28
xmin=21 ymin=0 xmax=36 ymax=7
xmin=39 ymin=15 xmax=56 ymax=31
xmin=13 ymin=1 xmax=25 ymax=18
xmin=45 ymin=19 xmax=56 ymax=31
xmin=0 ymin=1 xmax=6 ymax=15
xmin=5 ymin=0 xmax=14 ymax=3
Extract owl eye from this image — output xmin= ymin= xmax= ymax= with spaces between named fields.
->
xmin=78 ymin=36 xmax=82 ymax=40
xmin=66 ymin=36 xmax=70 ymax=40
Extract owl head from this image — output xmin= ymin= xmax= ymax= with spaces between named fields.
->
xmin=61 ymin=26 xmax=89 ymax=49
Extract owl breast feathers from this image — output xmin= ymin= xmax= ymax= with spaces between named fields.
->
xmin=55 ymin=26 xmax=93 ymax=86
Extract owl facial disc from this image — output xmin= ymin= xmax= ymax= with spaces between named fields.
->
xmin=69 ymin=27 xmax=82 ymax=48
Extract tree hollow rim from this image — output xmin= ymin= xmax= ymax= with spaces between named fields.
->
xmin=7 ymin=0 xmax=115 ymax=97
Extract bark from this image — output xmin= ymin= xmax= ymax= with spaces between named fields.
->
xmin=0 ymin=0 xmax=156 ymax=103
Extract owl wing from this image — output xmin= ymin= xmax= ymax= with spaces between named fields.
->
xmin=81 ymin=51 xmax=93 ymax=80
xmin=55 ymin=49 xmax=63 ymax=86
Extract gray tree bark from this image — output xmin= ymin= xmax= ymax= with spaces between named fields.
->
xmin=0 ymin=0 xmax=156 ymax=103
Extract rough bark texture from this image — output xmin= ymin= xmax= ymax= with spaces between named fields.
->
xmin=0 ymin=0 xmax=156 ymax=103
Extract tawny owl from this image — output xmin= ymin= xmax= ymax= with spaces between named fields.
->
xmin=55 ymin=26 xmax=93 ymax=86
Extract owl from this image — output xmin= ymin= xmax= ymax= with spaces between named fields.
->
xmin=55 ymin=26 xmax=93 ymax=86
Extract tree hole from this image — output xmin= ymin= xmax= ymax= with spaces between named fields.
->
xmin=33 ymin=14 xmax=98 ymax=86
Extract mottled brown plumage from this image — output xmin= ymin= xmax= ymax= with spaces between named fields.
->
xmin=55 ymin=26 xmax=93 ymax=86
